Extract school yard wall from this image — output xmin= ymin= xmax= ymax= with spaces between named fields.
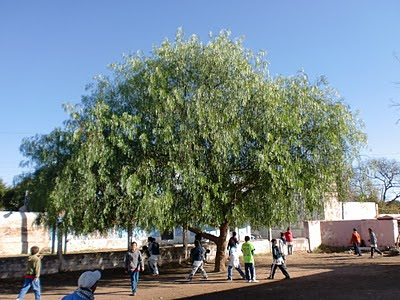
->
xmin=0 ymin=240 xmax=278 ymax=279
xmin=319 ymin=219 xmax=397 ymax=248
xmin=0 ymin=211 xmax=51 ymax=255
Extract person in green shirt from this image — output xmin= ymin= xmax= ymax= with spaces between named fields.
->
xmin=16 ymin=246 xmax=42 ymax=300
xmin=241 ymin=236 xmax=258 ymax=282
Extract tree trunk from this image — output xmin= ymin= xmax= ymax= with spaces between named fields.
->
xmin=182 ymin=227 xmax=188 ymax=259
xmin=57 ymin=224 xmax=64 ymax=272
xmin=188 ymin=219 xmax=230 ymax=272
xmin=127 ymin=224 xmax=132 ymax=250
xmin=51 ymin=224 xmax=56 ymax=254
xmin=214 ymin=221 xmax=229 ymax=272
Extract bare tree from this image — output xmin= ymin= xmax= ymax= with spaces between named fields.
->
xmin=367 ymin=158 xmax=400 ymax=202
xmin=350 ymin=162 xmax=379 ymax=202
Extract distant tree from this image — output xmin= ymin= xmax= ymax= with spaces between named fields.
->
xmin=348 ymin=161 xmax=379 ymax=202
xmin=0 ymin=178 xmax=8 ymax=209
xmin=21 ymin=30 xmax=366 ymax=271
xmin=367 ymin=158 xmax=400 ymax=202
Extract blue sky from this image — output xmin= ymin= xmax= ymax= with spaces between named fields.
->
xmin=1 ymin=1 xmax=400 ymax=185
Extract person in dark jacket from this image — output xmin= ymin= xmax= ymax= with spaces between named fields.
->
xmin=267 ymin=239 xmax=290 ymax=280
xmin=187 ymin=240 xmax=208 ymax=281
xmin=148 ymin=237 xmax=160 ymax=275
xmin=125 ymin=242 xmax=145 ymax=296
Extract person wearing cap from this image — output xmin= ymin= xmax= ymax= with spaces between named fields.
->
xmin=61 ymin=270 xmax=101 ymax=300
xmin=125 ymin=241 xmax=145 ymax=296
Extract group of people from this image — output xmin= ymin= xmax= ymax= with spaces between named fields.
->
xmin=18 ymin=226 xmax=392 ymax=299
xmin=223 ymin=230 xmax=292 ymax=283
xmin=350 ymin=227 xmax=384 ymax=258
xmin=124 ymin=236 xmax=160 ymax=296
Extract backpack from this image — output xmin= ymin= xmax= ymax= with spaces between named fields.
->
xmin=151 ymin=242 xmax=160 ymax=255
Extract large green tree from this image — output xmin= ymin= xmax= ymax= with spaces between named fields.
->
xmin=23 ymin=30 xmax=365 ymax=271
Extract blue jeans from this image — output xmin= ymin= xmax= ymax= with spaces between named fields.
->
xmin=244 ymin=263 xmax=255 ymax=281
xmin=227 ymin=265 xmax=245 ymax=280
xmin=18 ymin=277 xmax=41 ymax=300
xmin=129 ymin=271 xmax=140 ymax=292
xmin=353 ymin=243 xmax=362 ymax=256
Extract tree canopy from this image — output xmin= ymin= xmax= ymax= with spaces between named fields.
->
xmin=20 ymin=30 xmax=365 ymax=270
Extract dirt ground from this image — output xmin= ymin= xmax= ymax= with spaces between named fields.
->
xmin=1 ymin=251 xmax=400 ymax=300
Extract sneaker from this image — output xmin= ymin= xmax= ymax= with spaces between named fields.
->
xmin=227 ymin=278 xmax=232 ymax=281
xmin=203 ymin=276 xmax=208 ymax=280
xmin=285 ymin=276 xmax=291 ymax=280
xmin=242 ymin=277 xmax=247 ymax=280
xmin=130 ymin=292 xmax=136 ymax=296
xmin=252 ymin=279 xmax=259 ymax=283
xmin=266 ymin=277 xmax=274 ymax=280
xmin=380 ymin=253 xmax=383 ymax=257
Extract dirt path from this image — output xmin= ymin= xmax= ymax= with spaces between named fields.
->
xmin=2 ymin=252 xmax=400 ymax=299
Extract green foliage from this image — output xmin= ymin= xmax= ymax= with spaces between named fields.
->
xmin=16 ymin=128 xmax=76 ymax=215
xmin=21 ymin=29 xmax=365 ymax=235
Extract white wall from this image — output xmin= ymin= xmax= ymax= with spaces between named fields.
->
xmin=0 ymin=211 xmax=51 ymax=255
xmin=343 ymin=202 xmax=377 ymax=220
xmin=323 ymin=198 xmax=378 ymax=221
xmin=304 ymin=221 xmax=321 ymax=251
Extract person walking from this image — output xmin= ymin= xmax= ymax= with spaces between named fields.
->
xmin=267 ymin=239 xmax=291 ymax=280
xmin=227 ymin=241 xmax=246 ymax=281
xmin=368 ymin=228 xmax=383 ymax=258
xmin=285 ymin=227 xmax=294 ymax=255
xmin=125 ymin=242 xmax=145 ymax=296
xmin=61 ymin=270 xmax=101 ymax=300
xmin=148 ymin=237 xmax=160 ymax=275
xmin=16 ymin=246 xmax=42 ymax=300
xmin=350 ymin=228 xmax=362 ymax=256
xmin=241 ymin=236 xmax=258 ymax=283
xmin=279 ymin=232 xmax=288 ymax=261
xmin=227 ymin=231 xmax=239 ymax=255
xmin=187 ymin=240 xmax=208 ymax=281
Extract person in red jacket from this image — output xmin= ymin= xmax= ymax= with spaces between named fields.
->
xmin=284 ymin=227 xmax=294 ymax=255
xmin=350 ymin=228 xmax=362 ymax=256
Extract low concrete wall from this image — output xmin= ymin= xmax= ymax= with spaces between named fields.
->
xmin=0 ymin=245 xmax=199 ymax=279
xmin=0 ymin=240 xmax=284 ymax=279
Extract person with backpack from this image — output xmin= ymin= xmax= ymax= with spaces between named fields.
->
xmin=267 ymin=239 xmax=291 ymax=280
xmin=187 ymin=240 xmax=208 ymax=281
xmin=148 ymin=237 xmax=160 ymax=275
